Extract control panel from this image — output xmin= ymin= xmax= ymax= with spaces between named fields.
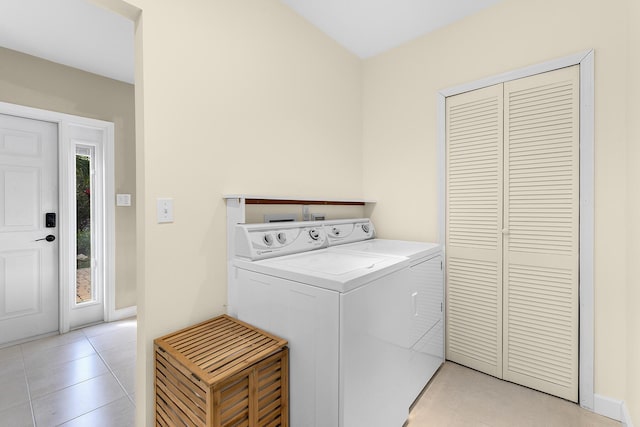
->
xmin=325 ymin=218 xmax=375 ymax=246
xmin=235 ymin=221 xmax=328 ymax=260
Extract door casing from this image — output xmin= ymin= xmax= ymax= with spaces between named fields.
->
xmin=0 ymin=101 xmax=116 ymax=334
xmin=437 ymin=50 xmax=595 ymax=410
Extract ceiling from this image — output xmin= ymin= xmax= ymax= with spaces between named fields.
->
xmin=0 ymin=0 xmax=135 ymax=83
xmin=0 ymin=0 xmax=501 ymax=85
xmin=281 ymin=0 xmax=501 ymax=58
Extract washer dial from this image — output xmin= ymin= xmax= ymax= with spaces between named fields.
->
xmin=263 ymin=234 xmax=274 ymax=246
xmin=308 ymin=228 xmax=320 ymax=240
xmin=276 ymin=232 xmax=287 ymax=244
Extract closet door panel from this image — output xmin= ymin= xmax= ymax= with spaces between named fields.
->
xmin=446 ymin=84 xmax=503 ymax=378
xmin=503 ymin=66 xmax=579 ymax=402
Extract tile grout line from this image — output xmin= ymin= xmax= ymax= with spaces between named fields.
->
xmin=46 ymin=328 xmax=134 ymax=426
xmin=18 ymin=344 xmax=37 ymax=427
xmin=4 ymin=321 xmax=135 ymax=426
xmin=84 ymin=323 xmax=137 ymax=407
xmin=84 ymin=329 xmax=135 ymax=406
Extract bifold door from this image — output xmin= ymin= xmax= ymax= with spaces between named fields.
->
xmin=446 ymin=66 xmax=579 ymax=402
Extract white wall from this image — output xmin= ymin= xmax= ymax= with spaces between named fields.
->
xmin=362 ymin=0 xmax=631 ymax=414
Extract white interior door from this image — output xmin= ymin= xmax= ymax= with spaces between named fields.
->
xmin=0 ymin=113 xmax=59 ymax=345
xmin=445 ymin=66 xmax=580 ymax=402
xmin=502 ymin=66 xmax=579 ymax=402
xmin=445 ymin=84 xmax=504 ymax=378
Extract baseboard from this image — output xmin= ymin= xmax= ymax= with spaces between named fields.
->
xmin=594 ymin=394 xmax=635 ymax=425
xmin=111 ymin=305 xmax=137 ymax=321
xmin=622 ymin=401 xmax=635 ymax=427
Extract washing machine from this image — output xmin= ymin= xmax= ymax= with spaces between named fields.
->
xmin=233 ymin=219 xmax=442 ymax=427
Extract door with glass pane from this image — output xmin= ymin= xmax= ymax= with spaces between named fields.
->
xmin=69 ymin=129 xmax=105 ymax=328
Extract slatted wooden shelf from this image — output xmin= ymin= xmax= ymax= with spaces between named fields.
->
xmin=154 ymin=315 xmax=288 ymax=427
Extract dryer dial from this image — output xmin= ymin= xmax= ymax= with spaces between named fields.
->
xmin=276 ymin=232 xmax=287 ymax=244
xmin=263 ymin=234 xmax=274 ymax=246
xmin=308 ymin=228 xmax=320 ymax=241
xmin=362 ymin=224 xmax=370 ymax=233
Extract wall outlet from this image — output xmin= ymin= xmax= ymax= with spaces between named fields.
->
xmin=157 ymin=198 xmax=173 ymax=223
xmin=302 ymin=205 xmax=311 ymax=221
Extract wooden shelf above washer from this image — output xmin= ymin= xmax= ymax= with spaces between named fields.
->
xmin=223 ymin=195 xmax=375 ymax=206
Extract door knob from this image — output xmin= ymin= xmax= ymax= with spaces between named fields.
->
xmin=35 ymin=235 xmax=56 ymax=242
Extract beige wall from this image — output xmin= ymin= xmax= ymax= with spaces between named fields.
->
xmin=626 ymin=0 xmax=640 ymax=422
xmin=0 ymin=47 xmax=137 ymax=309
xmin=244 ymin=204 xmax=365 ymax=224
xmin=93 ymin=0 xmax=640 ymax=424
xmin=116 ymin=0 xmax=363 ymax=424
xmin=363 ymin=0 xmax=632 ymax=414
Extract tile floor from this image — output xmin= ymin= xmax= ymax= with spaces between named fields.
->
xmin=0 ymin=318 xmax=136 ymax=427
xmin=0 ymin=319 xmax=622 ymax=427
xmin=408 ymin=362 xmax=621 ymax=427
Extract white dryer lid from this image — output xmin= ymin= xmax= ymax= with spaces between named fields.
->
xmin=333 ymin=239 xmax=440 ymax=262
xmin=234 ymin=249 xmax=408 ymax=293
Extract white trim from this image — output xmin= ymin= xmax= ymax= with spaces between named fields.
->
xmin=437 ymin=50 xmax=595 ymax=409
xmin=622 ymin=401 xmax=635 ymax=427
xmin=104 ymin=124 xmax=117 ymax=323
xmin=225 ymin=197 xmax=246 ymax=318
xmin=438 ymin=50 xmax=592 ymax=98
xmin=0 ymin=101 xmax=117 ymax=332
xmin=578 ymin=50 xmax=596 ymax=411
xmin=111 ymin=305 xmax=137 ymax=321
xmin=594 ymin=394 xmax=624 ymax=422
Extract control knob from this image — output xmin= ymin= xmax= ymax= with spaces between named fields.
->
xmin=332 ymin=227 xmax=341 ymax=236
xmin=362 ymin=223 xmax=370 ymax=233
xmin=308 ymin=228 xmax=320 ymax=241
xmin=276 ymin=232 xmax=287 ymax=244
xmin=263 ymin=234 xmax=274 ymax=246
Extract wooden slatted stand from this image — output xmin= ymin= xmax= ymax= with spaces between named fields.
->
xmin=154 ymin=315 xmax=289 ymax=427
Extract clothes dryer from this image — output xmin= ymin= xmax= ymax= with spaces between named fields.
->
xmin=325 ymin=219 xmax=444 ymax=405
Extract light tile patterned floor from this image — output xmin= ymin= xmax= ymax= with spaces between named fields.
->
xmin=408 ymin=362 xmax=621 ymax=427
xmin=0 ymin=318 xmax=136 ymax=426
xmin=0 ymin=319 xmax=623 ymax=426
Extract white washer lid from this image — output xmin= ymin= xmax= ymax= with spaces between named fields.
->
xmin=333 ymin=239 xmax=440 ymax=262
xmin=234 ymin=249 xmax=409 ymax=293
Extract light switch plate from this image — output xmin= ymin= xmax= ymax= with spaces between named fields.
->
xmin=116 ymin=194 xmax=132 ymax=206
xmin=157 ymin=198 xmax=173 ymax=223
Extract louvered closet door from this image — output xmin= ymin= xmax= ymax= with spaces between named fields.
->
xmin=445 ymin=84 xmax=504 ymax=378
xmin=503 ymin=66 xmax=579 ymax=402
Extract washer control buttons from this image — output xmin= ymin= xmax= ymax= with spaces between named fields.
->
xmin=308 ymin=228 xmax=320 ymax=241
xmin=332 ymin=227 xmax=341 ymax=236
xmin=276 ymin=232 xmax=287 ymax=244
xmin=361 ymin=223 xmax=370 ymax=233
xmin=263 ymin=234 xmax=274 ymax=246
